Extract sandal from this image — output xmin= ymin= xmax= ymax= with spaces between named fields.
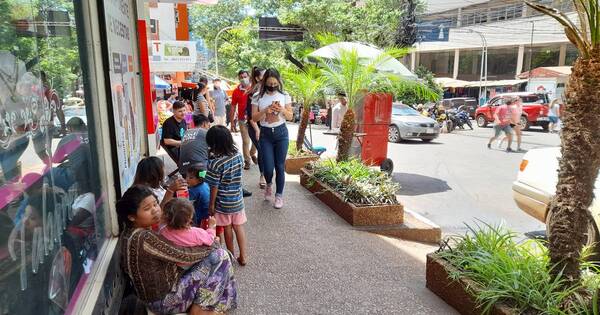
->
xmin=259 ymin=176 xmax=266 ymax=189
xmin=237 ymin=256 xmax=247 ymax=266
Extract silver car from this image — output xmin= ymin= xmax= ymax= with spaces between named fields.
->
xmin=388 ymin=104 xmax=440 ymax=143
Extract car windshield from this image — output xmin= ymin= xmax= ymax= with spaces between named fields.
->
xmin=392 ymin=105 xmax=420 ymax=116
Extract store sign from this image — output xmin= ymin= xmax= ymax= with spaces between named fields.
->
xmin=417 ymin=19 xmax=451 ymax=42
xmin=150 ymin=40 xmax=197 ymax=72
xmin=103 ymin=0 xmax=144 ymax=193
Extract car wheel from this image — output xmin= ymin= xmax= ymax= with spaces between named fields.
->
xmin=476 ymin=115 xmax=488 ymax=128
xmin=541 ymin=122 xmax=550 ymax=132
xmin=546 ymin=209 xmax=600 ymax=261
xmin=520 ymin=115 xmax=530 ymax=130
xmin=388 ymin=125 xmax=401 ymax=143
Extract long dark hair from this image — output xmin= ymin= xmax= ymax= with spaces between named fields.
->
xmin=116 ymin=185 xmax=156 ymax=233
xmin=133 ymin=156 xmax=164 ymax=189
xmin=259 ymin=68 xmax=284 ymax=98
xmin=206 ymin=125 xmax=237 ymax=157
xmin=251 ymin=66 xmax=264 ymax=87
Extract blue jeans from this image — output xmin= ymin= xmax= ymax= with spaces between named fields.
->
xmin=247 ymin=121 xmax=263 ymax=174
xmin=259 ymin=124 xmax=289 ymax=195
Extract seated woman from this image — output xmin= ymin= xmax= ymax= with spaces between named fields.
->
xmin=133 ymin=156 xmax=186 ymax=208
xmin=117 ymin=185 xmax=237 ymax=314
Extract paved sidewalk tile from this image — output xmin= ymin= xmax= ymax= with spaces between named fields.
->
xmin=159 ymin=146 xmax=457 ymax=315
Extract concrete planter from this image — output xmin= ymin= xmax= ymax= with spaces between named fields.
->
xmin=300 ymin=168 xmax=403 ymax=226
xmin=426 ymin=253 xmax=517 ymax=315
xmin=285 ymin=154 xmax=319 ymax=175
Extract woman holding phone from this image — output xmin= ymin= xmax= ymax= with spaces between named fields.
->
xmin=251 ymin=68 xmax=293 ymax=209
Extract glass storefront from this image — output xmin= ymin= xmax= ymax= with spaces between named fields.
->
xmin=419 ymin=50 xmax=454 ymax=78
xmin=0 ymin=1 xmax=110 ymax=313
xmin=486 ymin=47 xmax=518 ymax=80
xmin=457 ymin=49 xmax=483 ymax=81
xmin=523 ymin=45 xmax=561 ymax=70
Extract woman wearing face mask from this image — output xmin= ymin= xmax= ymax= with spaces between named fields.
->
xmin=251 ymin=68 xmax=293 ymax=209
xmin=246 ymin=67 xmax=266 ymax=188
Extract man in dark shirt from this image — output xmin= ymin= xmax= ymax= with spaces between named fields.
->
xmin=179 ymin=114 xmax=210 ymax=176
xmin=161 ymin=101 xmax=187 ymax=164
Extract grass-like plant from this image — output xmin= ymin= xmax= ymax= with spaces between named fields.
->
xmin=310 ymin=159 xmax=399 ymax=206
xmin=438 ymin=223 xmax=600 ymax=314
xmin=287 ymin=141 xmax=315 ymax=158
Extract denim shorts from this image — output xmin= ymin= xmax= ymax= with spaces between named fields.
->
xmin=494 ymin=124 xmax=512 ymax=137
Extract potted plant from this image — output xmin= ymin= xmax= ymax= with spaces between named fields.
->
xmin=427 ymin=223 xmax=600 ymax=315
xmin=319 ymin=47 xmax=407 ymax=162
xmin=284 ymin=65 xmax=327 ymax=174
xmin=300 ymin=159 xmax=403 ymax=226
xmin=285 ymin=141 xmax=319 ymax=175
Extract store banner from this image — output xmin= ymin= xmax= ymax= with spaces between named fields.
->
xmin=103 ymin=0 xmax=145 ymax=193
xmin=150 ymin=40 xmax=197 ymax=72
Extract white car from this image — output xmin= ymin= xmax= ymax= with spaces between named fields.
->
xmin=512 ymin=147 xmax=600 ymax=247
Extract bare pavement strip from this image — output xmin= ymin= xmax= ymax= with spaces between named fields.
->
xmin=159 ymin=147 xmax=457 ymax=314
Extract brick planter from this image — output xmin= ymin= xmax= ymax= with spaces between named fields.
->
xmin=426 ymin=253 xmax=517 ymax=315
xmin=285 ymin=155 xmax=319 ymax=175
xmin=300 ymin=168 xmax=403 ymax=226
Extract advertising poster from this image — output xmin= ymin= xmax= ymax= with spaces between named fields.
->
xmin=150 ymin=40 xmax=197 ymax=72
xmin=103 ymin=0 xmax=144 ymax=193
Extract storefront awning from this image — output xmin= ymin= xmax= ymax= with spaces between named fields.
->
xmin=154 ymin=76 xmax=171 ymax=89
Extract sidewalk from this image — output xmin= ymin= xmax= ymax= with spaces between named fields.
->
xmin=159 ymin=144 xmax=457 ymax=314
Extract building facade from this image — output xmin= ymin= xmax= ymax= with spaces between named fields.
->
xmin=414 ymin=0 xmax=578 ymax=83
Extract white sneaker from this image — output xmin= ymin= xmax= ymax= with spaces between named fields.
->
xmin=264 ymin=185 xmax=272 ymax=201
xmin=274 ymin=195 xmax=284 ymax=209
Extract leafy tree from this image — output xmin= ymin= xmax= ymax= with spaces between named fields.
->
xmin=525 ymin=0 xmax=600 ymax=289
xmin=393 ymin=66 xmax=442 ymax=105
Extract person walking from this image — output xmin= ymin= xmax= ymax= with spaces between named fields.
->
xmin=548 ymin=99 xmax=562 ymax=133
xmin=231 ymin=70 xmax=257 ymax=170
xmin=487 ymin=98 xmax=514 ymax=152
xmin=499 ymin=96 xmax=524 ymax=151
xmin=247 ymin=66 xmax=266 ymax=188
xmin=251 ymin=68 xmax=293 ymax=209
xmin=210 ymin=78 xmax=228 ymax=126
xmin=161 ymin=101 xmax=187 ymax=163
xmin=331 ymin=93 xmax=348 ymax=130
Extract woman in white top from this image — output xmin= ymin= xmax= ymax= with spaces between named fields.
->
xmin=251 ymin=69 xmax=293 ymax=209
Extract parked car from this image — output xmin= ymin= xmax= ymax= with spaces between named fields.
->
xmin=512 ymin=147 xmax=600 ymax=250
xmin=475 ymin=92 xmax=550 ymax=131
xmin=441 ymin=97 xmax=477 ymax=119
xmin=388 ymin=104 xmax=440 ymax=143
xmin=54 ymin=105 xmax=87 ymax=137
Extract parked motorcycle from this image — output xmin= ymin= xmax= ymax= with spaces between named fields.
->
xmin=448 ymin=108 xmax=473 ymax=130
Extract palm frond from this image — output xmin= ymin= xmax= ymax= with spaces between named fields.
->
xmin=283 ymin=65 xmax=327 ymax=110
xmin=525 ymin=1 xmax=592 ymax=57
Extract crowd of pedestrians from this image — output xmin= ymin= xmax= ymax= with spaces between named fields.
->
xmin=116 ymin=67 xmax=294 ymax=314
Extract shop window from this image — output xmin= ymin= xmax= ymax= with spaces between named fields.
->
xmin=0 ymin=1 xmax=109 ymax=314
xmin=565 ymin=44 xmax=579 ymax=65
xmin=486 ymin=47 xmax=519 ymax=80
xmin=457 ymin=49 xmax=483 ymax=81
xmin=523 ymin=45 xmax=561 ymax=70
xmin=419 ymin=51 xmax=454 ymax=78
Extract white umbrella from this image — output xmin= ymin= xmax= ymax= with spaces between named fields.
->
xmin=307 ymin=42 xmax=418 ymax=80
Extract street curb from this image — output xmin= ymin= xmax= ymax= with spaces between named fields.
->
xmin=354 ymin=209 xmax=442 ymax=244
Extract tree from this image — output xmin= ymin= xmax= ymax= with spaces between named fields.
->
xmin=284 ymin=65 xmax=326 ymax=152
xmin=394 ymin=66 xmax=442 ymax=105
xmin=320 ymin=48 xmax=407 ymax=161
xmin=525 ymin=0 xmax=600 ymax=287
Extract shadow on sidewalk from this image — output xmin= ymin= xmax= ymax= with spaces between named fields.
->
xmin=392 ymin=172 xmax=452 ymax=196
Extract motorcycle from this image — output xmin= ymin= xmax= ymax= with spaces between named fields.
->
xmin=448 ymin=108 xmax=473 ymax=130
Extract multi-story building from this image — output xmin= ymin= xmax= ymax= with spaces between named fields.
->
xmin=413 ymin=0 xmax=577 ymax=84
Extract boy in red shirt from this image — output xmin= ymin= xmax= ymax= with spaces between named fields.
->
xmin=230 ymin=70 xmax=257 ymax=169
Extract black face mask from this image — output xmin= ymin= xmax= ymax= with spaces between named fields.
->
xmin=266 ymin=85 xmax=278 ymax=92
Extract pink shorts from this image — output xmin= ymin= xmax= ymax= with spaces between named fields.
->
xmin=215 ymin=210 xmax=247 ymax=226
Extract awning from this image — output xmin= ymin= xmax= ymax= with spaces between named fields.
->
xmin=517 ymin=66 xmax=571 ymax=79
xmin=435 ymin=77 xmax=527 ymax=88
xmin=154 ymin=76 xmax=171 ymax=89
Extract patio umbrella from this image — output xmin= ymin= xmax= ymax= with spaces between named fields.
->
xmin=307 ymin=42 xmax=418 ymax=80
xmin=154 ymin=76 xmax=171 ymax=89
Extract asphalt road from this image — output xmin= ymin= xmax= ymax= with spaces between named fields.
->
xmin=287 ymin=122 xmax=561 ymax=236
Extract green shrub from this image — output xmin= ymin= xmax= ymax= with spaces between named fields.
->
xmin=438 ymin=223 xmax=600 ymax=314
xmin=310 ymin=159 xmax=399 ymax=206
xmin=288 ymin=141 xmax=316 ymax=158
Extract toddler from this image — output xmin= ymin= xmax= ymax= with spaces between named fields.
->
xmin=160 ymin=198 xmax=219 ymax=266
xmin=205 ymin=125 xmax=248 ymax=266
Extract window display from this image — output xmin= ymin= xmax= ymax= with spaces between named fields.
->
xmin=0 ymin=1 xmax=108 ymax=313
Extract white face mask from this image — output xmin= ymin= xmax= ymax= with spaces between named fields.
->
xmin=240 ymin=78 xmax=250 ymax=86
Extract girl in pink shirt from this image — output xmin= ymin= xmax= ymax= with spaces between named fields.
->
xmin=160 ymin=198 xmax=218 ymax=251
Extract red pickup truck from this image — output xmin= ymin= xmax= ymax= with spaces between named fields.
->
xmin=475 ymin=92 xmax=550 ymax=131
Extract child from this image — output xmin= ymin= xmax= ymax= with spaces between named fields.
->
xmin=185 ymin=163 xmax=211 ymax=226
xmin=160 ymin=198 xmax=218 ymax=249
xmin=205 ymin=125 xmax=248 ymax=266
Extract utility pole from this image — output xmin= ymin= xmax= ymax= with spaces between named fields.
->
xmin=527 ymin=21 xmax=535 ymax=86
xmin=214 ymin=26 xmax=235 ymax=77
xmin=469 ymin=29 xmax=488 ymax=104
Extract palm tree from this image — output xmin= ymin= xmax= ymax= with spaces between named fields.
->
xmin=525 ymin=0 xmax=600 ymax=285
xmin=284 ymin=65 xmax=327 ymax=152
xmin=320 ymin=47 xmax=437 ymax=162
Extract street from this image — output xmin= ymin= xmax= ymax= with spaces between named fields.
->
xmin=285 ymin=123 xmax=560 ymax=236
